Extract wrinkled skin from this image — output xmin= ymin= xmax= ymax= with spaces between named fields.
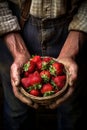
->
xmin=46 ymin=31 xmax=86 ymax=109
xmin=4 ymin=31 xmax=86 ymax=109
xmin=4 ymin=32 xmax=39 ymax=109
xmin=10 ymin=56 xmax=39 ymax=109
xmin=47 ymin=57 xmax=78 ymax=109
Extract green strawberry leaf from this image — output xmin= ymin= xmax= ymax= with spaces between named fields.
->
xmin=41 ymin=75 xmax=49 ymax=83
xmin=42 ymin=62 xmax=48 ymax=70
xmin=23 ymin=62 xmax=30 ymax=72
xmin=27 ymin=84 xmax=42 ymax=92
xmin=49 ymin=65 xmax=56 ymax=76
xmin=27 ymin=86 xmax=33 ymax=92
xmin=49 ymin=59 xmax=55 ymax=65
xmin=51 ymin=80 xmax=58 ymax=90
xmin=33 ymin=84 xmax=42 ymax=90
xmin=43 ymin=91 xmax=55 ymax=97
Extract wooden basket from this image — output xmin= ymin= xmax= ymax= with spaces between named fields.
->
xmin=19 ymin=70 xmax=69 ymax=106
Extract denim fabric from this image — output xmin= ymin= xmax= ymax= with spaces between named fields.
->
xmin=22 ymin=15 xmax=71 ymax=58
xmin=0 ymin=6 xmax=87 ymax=130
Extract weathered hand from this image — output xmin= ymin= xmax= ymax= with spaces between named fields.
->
xmin=46 ymin=57 xmax=78 ymax=109
xmin=46 ymin=31 xmax=84 ymax=109
xmin=4 ymin=33 xmax=39 ymax=109
xmin=10 ymin=55 xmax=39 ymax=109
xmin=58 ymin=57 xmax=78 ymax=87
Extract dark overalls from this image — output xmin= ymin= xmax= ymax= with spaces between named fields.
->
xmin=0 ymin=2 xmax=87 ymax=130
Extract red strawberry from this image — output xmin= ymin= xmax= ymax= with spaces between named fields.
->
xmin=31 ymin=55 xmax=41 ymax=63
xmin=23 ymin=60 xmax=35 ymax=74
xmin=52 ymin=75 xmax=66 ymax=90
xmin=21 ymin=76 xmax=32 ymax=88
xmin=21 ymin=72 xmax=42 ymax=89
xmin=49 ymin=62 xmax=64 ymax=76
xmin=29 ymin=89 xmax=40 ymax=96
xmin=30 ymin=71 xmax=42 ymax=86
xmin=36 ymin=57 xmax=53 ymax=70
xmin=40 ymin=70 xmax=51 ymax=83
xmin=36 ymin=60 xmax=42 ymax=70
xmin=41 ymin=83 xmax=53 ymax=94
xmin=42 ymin=57 xmax=53 ymax=63
xmin=36 ymin=60 xmax=49 ymax=70
xmin=24 ymin=71 xmax=30 ymax=77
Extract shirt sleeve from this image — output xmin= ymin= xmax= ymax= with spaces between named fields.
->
xmin=68 ymin=1 xmax=87 ymax=33
xmin=0 ymin=1 xmax=21 ymax=36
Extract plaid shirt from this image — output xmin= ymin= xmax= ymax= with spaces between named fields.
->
xmin=0 ymin=0 xmax=87 ymax=35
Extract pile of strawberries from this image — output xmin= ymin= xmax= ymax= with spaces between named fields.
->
xmin=21 ymin=55 xmax=66 ymax=97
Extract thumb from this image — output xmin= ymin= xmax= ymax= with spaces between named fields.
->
xmin=14 ymin=78 xmax=20 ymax=86
xmin=10 ymin=66 xmax=21 ymax=87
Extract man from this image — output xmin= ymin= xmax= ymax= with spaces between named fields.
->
xmin=0 ymin=0 xmax=87 ymax=130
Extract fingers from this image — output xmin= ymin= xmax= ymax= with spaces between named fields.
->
xmin=11 ymin=74 xmax=39 ymax=109
xmin=67 ymin=62 xmax=78 ymax=86
xmin=10 ymin=63 xmax=21 ymax=86
xmin=48 ymin=86 xmax=74 ymax=109
xmin=58 ymin=58 xmax=78 ymax=87
xmin=10 ymin=62 xmax=39 ymax=109
xmin=12 ymin=84 xmax=39 ymax=109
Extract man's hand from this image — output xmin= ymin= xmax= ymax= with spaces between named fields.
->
xmin=46 ymin=31 xmax=85 ymax=109
xmin=47 ymin=57 xmax=78 ymax=109
xmin=10 ymin=56 xmax=39 ymax=109
xmin=4 ymin=32 xmax=39 ymax=109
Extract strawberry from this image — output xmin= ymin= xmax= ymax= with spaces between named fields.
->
xmin=42 ymin=57 xmax=53 ymax=63
xmin=34 ymin=56 xmax=54 ymax=71
xmin=51 ymin=75 xmax=66 ymax=90
xmin=29 ymin=89 xmax=40 ymax=96
xmin=36 ymin=59 xmax=49 ymax=71
xmin=24 ymin=71 xmax=30 ymax=77
xmin=41 ymin=83 xmax=53 ymax=94
xmin=36 ymin=60 xmax=42 ymax=70
xmin=40 ymin=70 xmax=51 ymax=83
xmin=21 ymin=72 xmax=42 ymax=91
xmin=21 ymin=76 xmax=32 ymax=88
xmin=30 ymin=71 xmax=42 ymax=86
xmin=23 ymin=60 xmax=35 ymax=74
xmin=49 ymin=62 xmax=64 ymax=76
xmin=31 ymin=55 xmax=41 ymax=63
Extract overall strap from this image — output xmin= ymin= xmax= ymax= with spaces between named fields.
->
xmin=20 ymin=0 xmax=31 ymax=28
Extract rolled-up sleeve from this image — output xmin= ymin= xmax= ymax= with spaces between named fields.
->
xmin=69 ymin=1 xmax=87 ymax=33
xmin=0 ymin=1 xmax=20 ymax=36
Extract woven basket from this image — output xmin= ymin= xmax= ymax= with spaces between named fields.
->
xmin=19 ymin=68 xmax=69 ymax=106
